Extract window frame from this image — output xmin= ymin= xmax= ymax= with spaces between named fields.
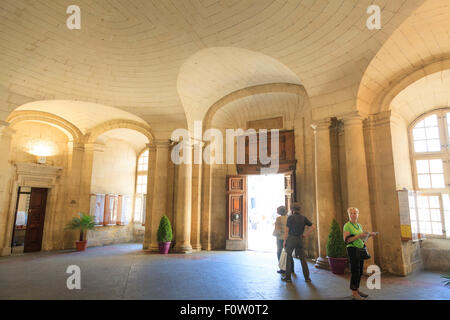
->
xmin=409 ymin=108 xmax=450 ymax=239
xmin=135 ymin=147 xmax=149 ymax=226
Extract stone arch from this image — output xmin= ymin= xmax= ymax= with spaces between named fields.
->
xmin=378 ymin=59 xmax=450 ymax=115
xmin=203 ymin=82 xmax=309 ymax=130
xmin=85 ymin=119 xmax=154 ymax=144
xmin=6 ymin=110 xmax=83 ymax=143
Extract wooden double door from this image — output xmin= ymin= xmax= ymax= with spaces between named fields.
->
xmin=226 ymin=172 xmax=296 ymax=246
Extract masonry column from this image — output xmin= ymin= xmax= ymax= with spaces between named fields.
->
xmin=342 ymin=113 xmax=375 ymax=268
xmin=148 ymin=140 xmax=171 ymax=252
xmin=312 ymin=118 xmax=338 ymax=269
xmin=60 ymin=141 xmax=85 ymax=249
xmin=173 ymin=140 xmax=193 ymax=253
xmin=190 ymin=139 xmax=203 ymax=251
xmin=143 ymin=142 xmax=157 ymax=250
xmin=0 ymin=121 xmax=15 ymax=255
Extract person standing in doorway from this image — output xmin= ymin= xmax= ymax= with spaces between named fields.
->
xmin=343 ymin=207 xmax=378 ymax=300
xmin=274 ymin=206 xmax=288 ymax=274
xmin=282 ymin=202 xmax=315 ymax=283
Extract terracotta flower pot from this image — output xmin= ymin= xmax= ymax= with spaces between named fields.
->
xmin=76 ymin=240 xmax=88 ymax=251
xmin=327 ymin=256 xmax=348 ymax=274
xmin=158 ymin=242 xmax=171 ymax=254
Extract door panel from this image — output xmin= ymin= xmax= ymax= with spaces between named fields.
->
xmin=226 ymin=175 xmax=247 ymax=241
xmin=24 ymin=188 xmax=48 ymax=253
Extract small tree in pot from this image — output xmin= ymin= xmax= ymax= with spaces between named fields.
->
xmin=326 ymin=219 xmax=348 ymax=274
xmin=157 ymin=215 xmax=173 ymax=254
xmin=65 ymin=212 xmax=95 ymax=251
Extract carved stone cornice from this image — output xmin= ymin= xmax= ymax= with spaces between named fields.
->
xmin=0 ymin=121 xmax=15 ymax=137
xmin=14 ymin=162 xmax=63 ymax=188
xmin=310 ymin=118 xmax=333 ymax=132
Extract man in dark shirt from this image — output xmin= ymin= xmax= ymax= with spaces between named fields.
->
xmin=282 ymin=202 xmax=315 ymax=283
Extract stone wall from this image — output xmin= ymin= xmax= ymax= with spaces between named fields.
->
xmin=420 ymin=239 xmax=450 ymax=272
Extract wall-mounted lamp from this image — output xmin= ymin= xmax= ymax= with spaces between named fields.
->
xmin=37 ymin=156 xmax=46 ymax=164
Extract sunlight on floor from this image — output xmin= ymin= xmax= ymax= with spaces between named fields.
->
xmin=247 ymin=174 xmax=285 ymax=253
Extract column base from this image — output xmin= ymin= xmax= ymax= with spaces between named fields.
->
xmin=191 ymin=243 xmax=202 ymax=251
xmin=173 ymin=243 xmax=192 ymax=253
xmin=142 ymin=241 xmax=151 ymax=251
xmin=148 ymin=243 xmax=160 ymax=252
xmin=1 ymin=247 xmax=11 ymax=256
xmin=201 ymin=242 xmax=212 ymax=251
xmin=314 ymin=256 xmax=330 ymax=270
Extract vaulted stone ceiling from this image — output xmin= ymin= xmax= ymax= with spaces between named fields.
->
xmin=0 ymin=0 xmax=428 ymax=138
xmin=359 ymin=0 xmax=450 ymax=115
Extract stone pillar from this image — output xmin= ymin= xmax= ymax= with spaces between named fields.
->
xmin=312 ymin=118 xmax=338 ymax=269
xmin=148 ymin=140 xmax=171 ymax=252
xmin=60 ymin=141 xmax=85 ymax=249
xmin=78 ymin=143 xmax=96 ymax=215
xmin=143 ymin=142 xmax=157 ymax=250
xmin=342 ymin=113 xmax=375 ymax=268
xmin=200 ymin=161 xmax=212 ymax=250
xmin=190 ymin=139 xmax=203 ymax=251
xmin=0 ymin=121 xmax=15 ymax=255
xmin=173 ymin=141 xmax=193 ymax=253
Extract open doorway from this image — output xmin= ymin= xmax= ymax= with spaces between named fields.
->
xmin=247 ymin=174 xmax=285 ymax=252
xmin=11 ymin=187 xmax=48 ymax=254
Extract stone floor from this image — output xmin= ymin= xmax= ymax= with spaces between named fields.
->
xmin=0 ymin=243 xmax=448 ymax=300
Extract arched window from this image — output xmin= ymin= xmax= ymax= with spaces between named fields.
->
xmin=135 ymin=149 xmax=149 ymax=225
xmin=410 ymin=109 xmax=450 ymax=238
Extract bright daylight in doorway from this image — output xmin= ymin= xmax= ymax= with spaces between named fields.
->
xmin=247 ymin=174 xmax=285 ymax=253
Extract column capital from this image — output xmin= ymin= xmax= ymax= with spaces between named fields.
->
xmin=341 ymin=112 xmax=366 ymax=127
xmin=84 ymin=143 xmax=105 ymax=152
xmin=68 ymin=141 xmax=85 ymax=151
xmin=0 ymin=121 xmax=15 ymax=137
xmin=152 ymin=139 xmax=171 ymax=148
xmin=311 ymin=118 xmax=333 ymax=132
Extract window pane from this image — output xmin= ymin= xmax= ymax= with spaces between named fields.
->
xmin=424 ymin=114 xmax=438 ymax=127
xmin=418 ymin=209 xmax=430 ymax=221
xmin=415 ymin=119 xmax=425 ymax=128
xmin=430 ymin=209 xmax=441 ymax=221
xmin=413 ymin=115 xmax=441 ymax=152
xmin=427 ymin=139 xmax=441 ymax=152
xmin=135 ymin=197 xmax=142 ymax=222
xmin=443 ymin=194 xmax=450 ymax=237
xmin=426 ymin=127 xmax=439 ymax=139
xmin=417 ymin=195 xmax=429 ymax=208
xmin=414 ymin=140 xmax=427 ymax=152
xmin=432 ymin=222 xmax=442 ymax=235
xmin=413 ymin=128 xmax=426 ymax=140
xmin=431 ymin=174 xmax=445 ymax=188
xmin=420 ymin=222 xmax=431 ymax=234
xmin=429 ymin=159 xmax=443 ymax=173
xmin=443 ymin=194 xmax=450 ymax=211
xmin=429 ymin=196 xmax=440 ymax=208
xmin=418 ymin=175 xmax=431 ymax=189
xmin=416 ymin=160 xmax=429 ymax=174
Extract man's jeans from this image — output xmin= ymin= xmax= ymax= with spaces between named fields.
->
xmin=285 ymin=235 xmax=309 ymax=280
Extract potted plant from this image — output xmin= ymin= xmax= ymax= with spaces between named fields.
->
xmin=442 ymin=272 xmax=450 ymax=288
xmin=65 ymin=212 xmax=95 ymax=251
xmin=157 ymin=215 xmax=173 ymax=254
xmin=326 ymin=219 xmax=348 ymax=274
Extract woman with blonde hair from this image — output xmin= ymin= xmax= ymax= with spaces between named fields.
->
xmin=343 ymin=207 xmax=378 ymax=300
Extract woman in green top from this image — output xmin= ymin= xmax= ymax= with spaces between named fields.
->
xmin=343 ymin=207 xmax=377 ymax=300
